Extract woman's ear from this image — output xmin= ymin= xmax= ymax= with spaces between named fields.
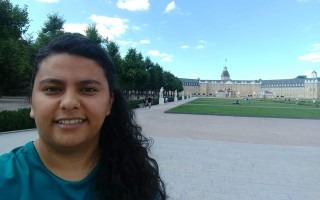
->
xmin=105 ymin=93 xmax=114 ymax=117
xmin=29 ymin=99 xmax=34 ymax=119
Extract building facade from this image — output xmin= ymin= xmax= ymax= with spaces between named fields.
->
xmin=180 ymin=67 xmax=319 ymax=99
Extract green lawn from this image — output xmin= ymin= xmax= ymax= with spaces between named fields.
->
xmin=166 ymin=98 xmax=320 ymax=119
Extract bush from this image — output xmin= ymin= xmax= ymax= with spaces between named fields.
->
xmin=0 ymin=108 xmax=36 ymax=132
xmin=153 ymin=98 xmax=159 ymax=105
xmin=127 ymin=99 xmax=142 ymax=109
xmin=167 ymin=97 xmax=174 ymax=102
xmin=297 ymin=100 xmax=319 ymax=107
xmin=127 ymin=98 xmax=160 ymax=109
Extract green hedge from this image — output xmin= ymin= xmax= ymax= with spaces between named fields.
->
xmin=127 ymin=98 xmax=160 ymax=109
xmin=127 ymin=99 xmax=142 ymax=109
xmin=152 ymin=98 xmax=159 ymax=105
xmin=167 ymin=97 xmax=174 ymax=102
xmin=259 ymin=98 xmax=320 ymax=107
xmin=0 ymin=108 xmax=36 ymax=132
xmin=296 ymin=100 xmax=320 ymax=107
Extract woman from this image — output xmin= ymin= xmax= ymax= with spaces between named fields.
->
xmin=0 ymin=34 xmax=166 ymax=200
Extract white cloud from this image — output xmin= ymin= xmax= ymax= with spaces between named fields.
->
xmin=180 ymin=45 xmax=190 ymax=49
xmin=162 ymin=57 xmax=172 ymax=62
xmin=116 ymin=40 xmax=130 ymax=46
xmin=36 ymin=0 xmax=59 ymax=2
xmin=117 ymin=0 xmax=150 ymax=11
xmin=311 ymin=43 xmax=320 ymax=51
xmin=196 ymin=45 xmax=205 ymax=49
xmin=117 ymin=40 xmax=137 ymax=46
xmin=298 ymin=52 xmax=320 ymax=63
xmin=180 ymin=41 xmax=207 ymax=49
xmin=89 ymin=15 xmax=129 ymax=40
xmin=198 ymin=40 xmax=207 ymax=45
xmin=148 ymin=50 xmax=164 ymax=56
xmin=195 ymin=40 xmax=207 ymax=49
xmin=63 ymin=15 xmax=129 ymax=40
xmin=139 ymin=39 xmax=150 ymax=44
xmin=63 ymin=24 xmax=87 ymax=35
xmin=116 ymin=39 xmax=149 ymax=48
xmin=116 ymin=40 xmax=138 ymax=49
xmin=298 ymin=43 xmax=320 ymax=63
xmin=131 ymin=25 xmax=142 ymax=31
xmin=164 ymin=1 xmax=176 ymax=13
xmin=147 ymin=50 xmax=172 ymax=62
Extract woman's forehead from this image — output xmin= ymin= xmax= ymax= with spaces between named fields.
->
xmin=36 ymin=54 xmax=107 ymax=82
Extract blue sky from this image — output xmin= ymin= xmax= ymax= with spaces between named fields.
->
xmin=11 ymin=0 xmax=320 ymax=80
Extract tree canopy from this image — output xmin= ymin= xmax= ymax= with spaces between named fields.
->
xmin=0 ymin=0 xmax=32 ymax=96
xmin=34 ymin=13 xmax=65 ymax=49
xmin=0 ymin=0 xmax=183 ymax=98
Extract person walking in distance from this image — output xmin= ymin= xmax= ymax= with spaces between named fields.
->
xmin=147 ymin=97 xmax=152 ymax=109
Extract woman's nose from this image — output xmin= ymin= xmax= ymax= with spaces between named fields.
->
xmin=59 ymin=90 xmax=80 ymax=110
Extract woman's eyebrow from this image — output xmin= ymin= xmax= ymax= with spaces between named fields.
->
xmin=39 ymin=78 xmax=64 ymax=85
xmin=78 ymin=79 xmax=102 ymax=85
xmin=38 ymin=78 xmax=102 ymax=86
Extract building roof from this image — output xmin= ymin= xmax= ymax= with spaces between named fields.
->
xmin=180 ymin=78 xmax=200 ymax=86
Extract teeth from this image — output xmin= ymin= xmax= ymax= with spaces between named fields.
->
xmin=58 ymin=119 xmax=83 ymax=125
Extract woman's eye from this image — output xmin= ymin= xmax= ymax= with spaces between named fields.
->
xmin=82 ymin=88 xmax=97 ymax=93
xmin=43 ymin=87 xmax=60 ymax=93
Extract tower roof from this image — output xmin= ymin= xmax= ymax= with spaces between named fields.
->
xmin=221 ymin=66 xmax=230 ymax=78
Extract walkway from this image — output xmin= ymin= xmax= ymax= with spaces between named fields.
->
xmin=1 ymin=98 xmax=320 ymax=200
xmin=0 ymin=96 xmax=29 ymax=111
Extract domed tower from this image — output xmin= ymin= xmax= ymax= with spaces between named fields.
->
xmin=312 ymin=70 xmax=317 ymax=79
xmin=221 ymin=66 xmax=230 ymax=80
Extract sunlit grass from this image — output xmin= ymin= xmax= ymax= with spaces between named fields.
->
xmin=166 ymin=98 xmax=320 ymax=119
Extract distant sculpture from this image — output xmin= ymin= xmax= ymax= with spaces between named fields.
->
xmin=159 ymin=87 xmax=164 ymax=105
xmin=174 ymin=90 xmax=178 ymax=102
xmin=159 ymin=87 xmax=164 ymax=98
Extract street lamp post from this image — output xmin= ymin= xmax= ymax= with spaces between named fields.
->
xmin=311 ymin=70 xmax=317 ymax=102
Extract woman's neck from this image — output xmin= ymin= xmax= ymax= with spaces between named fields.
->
xmin=34 ymin=139 xmax=100 ymax=181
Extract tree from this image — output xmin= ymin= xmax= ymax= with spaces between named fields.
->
xmin=144 ymin=57 xmax=153 ymax=91
xmin=134 ymin=52 xmax=148 ymax=92
xmin=175 ymin=77 xmax=183 ymax=92
xmin=105 ymin=40 xmax=124 ymax=88
xmin=122 ymin=48 xmax=147 ymax=94
xmin=85 ymin=23 xmax=105 ymax=45
xmin=0 ymin=0 xmax=29 ymax=39
xmin=148 ymin=63 xmax=163 ymax=92
xmin=162 ymin=71 xmax=182 ymax=96
xmin=0 ymin=0 xmax=31 ymax=96
xmin=35 ymin=13 xmax=65 ymax=49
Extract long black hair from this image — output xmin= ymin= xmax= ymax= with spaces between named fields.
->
xmin=32 ymin=34 xmax=167 ymax=200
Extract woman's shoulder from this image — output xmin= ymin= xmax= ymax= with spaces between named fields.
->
xmin=0 ymin=141 xmax=34 ymax=170
xmin=0 ymin=142 xmax=35 ymax=195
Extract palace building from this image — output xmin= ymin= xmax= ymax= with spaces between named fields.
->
xmin=180 ymin=66 xmax=319 ymax=99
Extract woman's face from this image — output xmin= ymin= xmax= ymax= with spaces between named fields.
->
xmin=30 ymin=53 xmax=113 ymax=151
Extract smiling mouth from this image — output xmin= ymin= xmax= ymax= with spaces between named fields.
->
xmin=56 ymin=119 xmax=85 ymax=125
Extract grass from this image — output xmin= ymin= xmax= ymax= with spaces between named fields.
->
xmin=166 ymin=98 xmax=320 ymax=119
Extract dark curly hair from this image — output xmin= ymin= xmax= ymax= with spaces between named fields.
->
xmin=31 ymin=34 xmax=167 ymax=200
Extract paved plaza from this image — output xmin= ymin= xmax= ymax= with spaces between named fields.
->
xmin=1 ymin=98 xmax=320 ymax=199
xmin=0 ymin=96 xmax=29 ymax=111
